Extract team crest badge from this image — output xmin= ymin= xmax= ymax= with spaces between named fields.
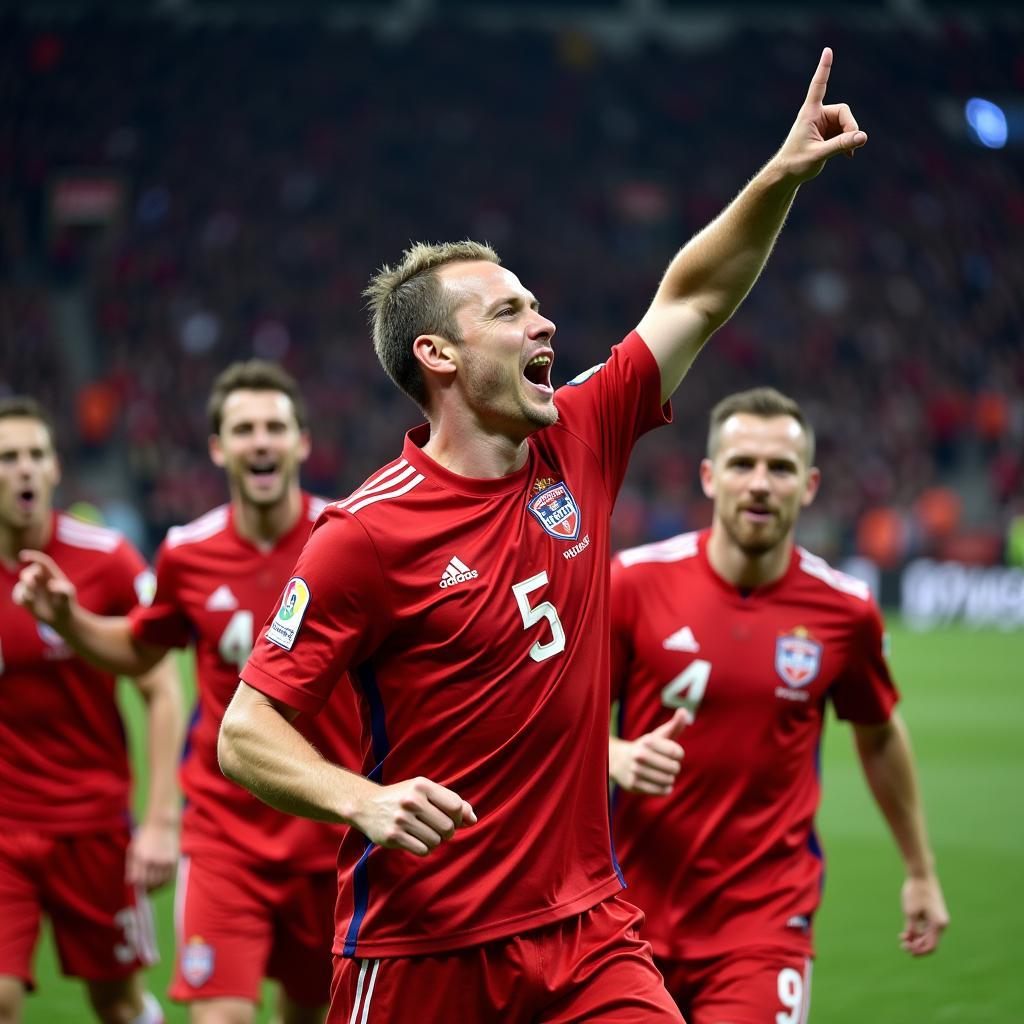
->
xmin=775 ymin=628 xmax=822 ymax=688
xmin=182 ymin=936 xmax=215 ymax=988
xmin=528 ymin=481 xmax=581 ymax=541
xmin=266 ymin=576 xmax=311 ymax=651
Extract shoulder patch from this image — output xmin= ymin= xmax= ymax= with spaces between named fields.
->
xmin=567 ymin=363 xmax=605 ymax=386
xmin=266 ymin=577 xmax=311 ymax=651
xmin=55 ymin=514 xmax=121 ymax=553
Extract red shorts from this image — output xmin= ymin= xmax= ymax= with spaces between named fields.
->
xmin=0 ymin=827 xmax=157 ymax=988
xmin=655 ymin=947 xmax=812 ymax=1024
xmin=171 ymin=853 xmax=335 ymax=1007
xmin=330 ymin=894 xmax=684 ymax=1023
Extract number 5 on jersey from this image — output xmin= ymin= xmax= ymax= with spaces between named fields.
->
xmin=661 ymin=659 xmax=711 ymax=717
xmin=512 ymin=572 xmax=565 ymax=663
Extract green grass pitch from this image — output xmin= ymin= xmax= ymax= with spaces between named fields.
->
xmin=22 ymin=625 xmax=1024 ymax=1023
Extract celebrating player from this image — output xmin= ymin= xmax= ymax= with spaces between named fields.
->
xmin=208 ymin=48 xmax=867 ymax=1024
xmin=609 ymin=386 xmax=950 ymax=1024
xmin=15 ymin=364 xmax=360 ymax=1024
xmin=0 ymin=397 xmax=180 ymax=1024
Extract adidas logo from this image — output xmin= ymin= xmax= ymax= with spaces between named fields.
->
xmin=663 ymin=625 xmax=700 ymax=652
xmin=205 ymin=584 xmax=239 ymax=611
xmin=439 ymin=556 xmax=479 ymax=589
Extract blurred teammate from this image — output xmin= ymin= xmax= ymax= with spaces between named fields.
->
xmin=207 ymin=49 xmax=868 ymax=1024
xmin=15 ymin=364 xmax=360 ymax=1024
xmin=609 ymin=387 xmax=950 ymax=1024
xmin=0 ymin=397 xmax=180 ymax=1024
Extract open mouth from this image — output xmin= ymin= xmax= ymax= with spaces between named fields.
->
xmin=523 ymin=353 xmax=554 ymax=394
xmin=246 ymin=462 xmax=280 ymax=483
xmin=17 ymin=488 xmax=37 ymax=511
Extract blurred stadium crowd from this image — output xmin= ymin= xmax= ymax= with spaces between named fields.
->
xmin=2 ymin=13 xmax=1021 ymax=565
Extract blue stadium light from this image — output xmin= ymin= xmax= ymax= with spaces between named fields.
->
xmin=965 ymin=98 xmax=1008 ymax=149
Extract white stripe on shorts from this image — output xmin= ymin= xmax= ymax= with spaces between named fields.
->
xmin=348 ymin=959 xmax=381 ymax=1024
xmin=801 ymin=957 xmax=813 ymax=1024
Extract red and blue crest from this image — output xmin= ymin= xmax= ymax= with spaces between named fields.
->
xmin=528 ymin=481 xmax=581 ymax=541
xmin=775 ymin=631 xmax=822 ymax=688
xmin=181 ymin=938 xmax=215 ymax=988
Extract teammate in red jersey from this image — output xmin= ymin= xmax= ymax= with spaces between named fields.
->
xmin=608 ymin=386 xmax=950 ymax=1024
xmin=0 ymin=397 xmax=181 ymax=1024
xmin=210 ymin=49 xmax=867 ymax=1024
xmin=15 ymin=364 xmax=359 ymax=1024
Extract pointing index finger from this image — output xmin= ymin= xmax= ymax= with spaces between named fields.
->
xmin=804 ymin=46 xmax=833 ymax=107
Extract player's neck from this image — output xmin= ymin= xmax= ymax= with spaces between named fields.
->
xmin=0 ymin=512 xmax=53 ymax=567
xmin=420 ymin=418 xmax=530 ymax=479
xmin=706 ymin=524 xmax=793 ymax=590
xmin=232 ymin=488 xmax=302 ymax=552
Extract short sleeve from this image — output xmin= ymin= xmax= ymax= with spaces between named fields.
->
xmin=609 ymin=556 xmax=638 ymax=706
xmin=830 ymin=600 xmax=900 ymax=725
xmin=129 ymin=543 xmax=192 ymax=650
xmin=553 ymin=331 xmax=671 ymax=501
xmin=96 ymin=539 xmax=149 ymax=616
xmin=241 ymin=507 xmax=393 ymax=715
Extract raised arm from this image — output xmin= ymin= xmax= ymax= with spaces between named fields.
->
xmin=638 ymin=46 xmax=867 ymax=402
xmin=14 ymin=549 xmax=167 ymax=676
xmin=853 ymin=712 xmax=950 ymax=956
xmin=125 ymin=653 xmax=184 ymax=890
xmin=218 ymin=681 xmax=477 ymax=857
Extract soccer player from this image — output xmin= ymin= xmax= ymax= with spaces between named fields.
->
xmin=608 ymin=386 xmax=950 ymax=1024
xmin=211 ymin=49 xmax=865 ymax=1024
xmin=14 ymin=363 xmax=359 ymax=1024
xmin=0 ymin=397 xmax=180 ymax=1024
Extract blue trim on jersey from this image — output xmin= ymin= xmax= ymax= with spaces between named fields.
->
xmin=342 ymin=661 xmax=391 ymax=955
xmin=180 ymin=704 xmax=202 ymax=763
xmin=342 ymin=839 xmax=377 ymax=957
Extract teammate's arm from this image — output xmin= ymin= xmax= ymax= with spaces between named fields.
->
xmin=125 ymin=653 xmax=184 ymax=890
xmin=219 ymin=681 xmax=477 ymax=857
xmin=637 ymin=47 xmax=867 ymax=401
xmin=14 ymin=549 xmax=168 ymax=675
xmin=852 ymin=711 xmax=950 ymax=956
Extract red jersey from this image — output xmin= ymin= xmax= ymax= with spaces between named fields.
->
xmin=0 ymin=513 xmax=151 ymax=834
xmin=129 ymin=493 xmax=358 ymax=872
xmin=242 ymin=331 xmax=671 ymax=958
xmin=609 ymin=529 xmax=898 ymax=959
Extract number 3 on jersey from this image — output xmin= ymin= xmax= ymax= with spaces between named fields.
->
xmin=661 ymin=659 xmax=711 ymax=716
xmin=218 ymin=610 xmax=254 ymax=670
xmin=512 ymin=572 xmax=565 ymax=663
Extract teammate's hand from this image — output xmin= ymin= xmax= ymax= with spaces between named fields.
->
xmin=352 ymin=777 xmax=477 ymax=857
xmin=776 ymin=47 xmax=867 ymax=183
xmin=610 ymin=707 xmax=691 ymax=795
xmin=899 ymin=874 xmax=950 ymax=956
xmin=13 ymin=549 xmax=77 ymax=632
xmin=126 ymin=820 xmax=179 ymax=891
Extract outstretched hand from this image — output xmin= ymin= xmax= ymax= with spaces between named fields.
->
xmin=13 ymin=549 xmax=77 ymax=632
xmin=610 ymin=707 xmax=692 ymax=796
xmin=900 ymin=874 xmax=950 ymax=956
xmin=778 ymin=47 xmax=867 ymax=183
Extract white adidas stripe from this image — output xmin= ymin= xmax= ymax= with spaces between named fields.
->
xmin=450 ymin=556 xmax=471 ymax=574
xmin=797 ymin=548 xmax=870 ymax=601
xmin=618 ymin=532 xmax=699 ymax=568
xmin=348 ymin=959 xmax=381 ymax=1024
xmin=55 ymin=515 xmax=121 ymax=552
xmin=166 ymin=506 xmax=229 ymax=549
xmin=346 ymin=474 xmax=425 ymax=514
xmin=338 ymin=461 xmax=413 ymax=509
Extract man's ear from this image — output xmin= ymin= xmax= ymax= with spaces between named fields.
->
xmin=699 ymin=458 xmax=715 ymax=499
xmin=412 ymin=334 xmax=459 ymax=380
xmin=209 ymin=433 xmax=225 ymax=468
xmin=801 ymin=466 xmax=822 ymax=508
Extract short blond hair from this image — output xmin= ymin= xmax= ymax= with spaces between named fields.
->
xmin=707 ymin=387 xmax=816 ymax=464
xmin=363 ymin=240 xmax=500 ymax=409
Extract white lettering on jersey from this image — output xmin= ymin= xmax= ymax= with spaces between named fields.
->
xmin=562 ymin=534 xmax=591 ymax=560
xmin=439 ymin=556 xmax=479 ymax=589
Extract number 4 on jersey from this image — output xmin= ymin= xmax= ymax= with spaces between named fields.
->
xmin=217 ymin=610 xmax=254 ymax=670
xmin=660 ymin=659 xmax=711 ymax=716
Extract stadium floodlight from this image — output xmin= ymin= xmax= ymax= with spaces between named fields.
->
xmin=965 ymin=97 xmax=1008 ymax=149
